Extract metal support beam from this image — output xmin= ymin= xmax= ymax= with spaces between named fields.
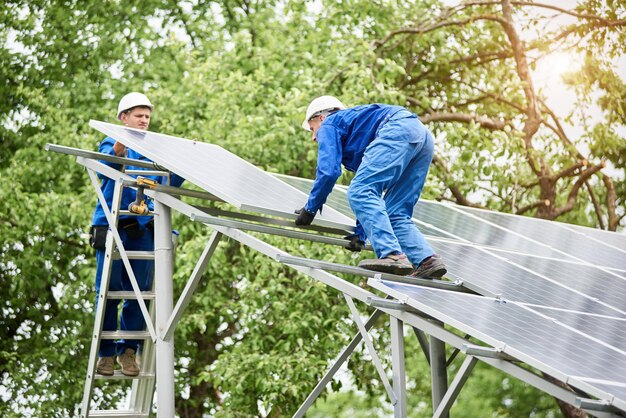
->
xmin=430 ymin=324 xmax=449 ymax=418
xmin=391 ymin=317 xmax=407 ymax=417
xmin=120 ymin=179 xmax=219 ymax=202
xmin=433 ymin=355 xmax=478 ymax=418
xmin=154 ymin=200 xmax=175 ymax=417
xmin=293 ymin=309 xmax=384 ymax=417
xmin=193 ymin=208 xmax=352 ymax=237
xmin=368 ymin=297 xmax=418 ymax=313
xmin=146 ymin=190 xmax=375 ymax=304
xmin=278 ymin=255 xmax=472 ymax=294
xmin=575 ymin=398 xmax=621 ymax=413
xmin=344 ymin=295 xmax=397 ymax=405
xmin=162 ymin=231 xmax=223 ymax=341
xmin=192 ymin=213 xmax=364 ymax=250
xmin=47 ymin=143 xmax=164 ymax=169
xmin=463 ymin=344 xmax=516 ymax=361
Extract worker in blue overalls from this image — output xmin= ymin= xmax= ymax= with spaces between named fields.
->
xmin=90 ymin=92 xmax=184 ymax=376
xmin=295 ymin=95 xmax=446 ymax=278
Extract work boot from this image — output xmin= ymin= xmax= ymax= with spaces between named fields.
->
xmin=96 ymin=356 xmax=115 ymax=376
xmin=358 ymin=253 xmax=414 ymax=276
xmin=410 ymin=255 xmax=447 ymax=279
xmin=117 ymin=348 xmax=140 ymax=376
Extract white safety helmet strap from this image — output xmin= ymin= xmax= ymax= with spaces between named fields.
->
xmin=117 ymin=92 xmax=154 ymax=120
xmin=302 ymin=95 xmax=346 ymax=130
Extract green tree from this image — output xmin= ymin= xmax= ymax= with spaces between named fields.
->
xmin=373 ymin=0 xmax=626 ymax=230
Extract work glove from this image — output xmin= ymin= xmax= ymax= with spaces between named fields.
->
xmin=294 ymin=207 xmax=316 ymax=226
xmin=344 ymin=234 xmax=365 ymax=252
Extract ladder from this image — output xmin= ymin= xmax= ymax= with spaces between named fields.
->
xmin=81 ymin=169 xmax=168 ymax=417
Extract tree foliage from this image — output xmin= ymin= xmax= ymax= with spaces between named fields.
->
xmin=1 ymin=0 xmax=624 ymax=417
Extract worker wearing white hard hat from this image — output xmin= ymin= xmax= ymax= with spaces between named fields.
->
xmin=90 ymin=92 xmax=184 ymax=377
xmin=295 ymin=95 xmax=446 ymax=279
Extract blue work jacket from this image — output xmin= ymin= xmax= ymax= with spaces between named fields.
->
xmin=304 ymin=104 xmax=405 ymax=213
xmin=91 ymin=136 xmax=184 ymax=229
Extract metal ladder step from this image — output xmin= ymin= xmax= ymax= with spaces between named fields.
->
xmin=107 ymin=291 xmax=155 ymax=300
xmin=111 ymin=251 xmax=155 ymax=260
xmin=88 ymin=410 xmax=149 ymax=417
xmin=101 ymin=331 xmax=151 ymax=340
xmin=118 ymin=210 xmax=153 ymax=217
xmin=95 ymin=371 xmax=155 ymax=380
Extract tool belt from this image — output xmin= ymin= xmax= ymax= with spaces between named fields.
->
xmin=88 ymin=225 xmax=108 ymax=250
xmin=89 ymin=219 xmax=145 ymax=250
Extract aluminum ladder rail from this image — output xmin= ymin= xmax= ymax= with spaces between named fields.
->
xmin=81 ymin=170 xmax=163 ymax=418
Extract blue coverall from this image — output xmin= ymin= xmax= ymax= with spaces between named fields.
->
xmin=92 ymin=137 xmax=184 ymax=357
xmin=304 ymin=104 xmax=435 ymax=266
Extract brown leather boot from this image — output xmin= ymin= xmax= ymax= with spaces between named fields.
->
xmin=96 ymin=356 xmax=115 ymax=376
xmin=117 ymin=348 xmax=140 ymax=376
xmin=358 ymin=253 xmax=414 ymax=276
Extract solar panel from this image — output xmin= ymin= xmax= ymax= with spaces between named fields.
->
xmin=429 ymin=240 xmax=625 ymax=317
xmin=457 ymin=205 xmax=626 ymax=271
xmin=369 ymin=280 xmax=626 ymax=406
xmin=527 ymin=306 xmax=626 ymax=352
xmin=413 ymin=200 xmax=577 ymax=261
xmin=89 ymin=120 xmax=354 ymax=231
xmin=564 ymin=223 xmax=626 ymax=252
xmin=498 ymin=252 xmax=626 ymax=310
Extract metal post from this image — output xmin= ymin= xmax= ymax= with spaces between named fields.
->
xmin=391 ymin=317 xmax=407 ymax=417
xmin=430 ymin=323 xmax=448 ymax=418
xmin=154 ymin=200 xmax=175 ymax=417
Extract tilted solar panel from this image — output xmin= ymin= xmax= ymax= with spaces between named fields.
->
xmin=413 ymin=200 xmax=577 ymax=261
xmin=89 ymin=120 xmax=354 ymax=231
xmin=369 ymin=280 xmax=626 ymax=410
xmin=527 ymin=306 xmax=626 ymax=352
xmin=457 ymin=205 xmax=626 ymax=271
xmin=429 ymin=240 xmax=625 ymax=317
xmin=565 ymin=223 xmax=626 ymax=252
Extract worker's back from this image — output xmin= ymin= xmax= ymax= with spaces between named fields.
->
xmin=320 ymin=103 xmax=406 ymax=171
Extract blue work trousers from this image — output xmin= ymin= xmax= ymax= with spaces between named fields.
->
xmin=347 ymin=111 xmax=435 ymax=266
xmin=95 ymin=227 xmax=154 ymax=357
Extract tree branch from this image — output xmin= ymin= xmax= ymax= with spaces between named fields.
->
xmin=462 ymin=1 xmax=616 ymax=24
xmin=373 ymin=14 xmax=508 ymax=49
xmin=552 ymin=162 xmax=605 ymax=218
xmin=539 ymin=100 xmax=586 ymax=160
xmin=420 ymin=110 xmax=508 ymax=130
xmin=602 ymin=175 xmax=620 ymax=231
xmin=517 ymin=199 xmax=549 ymax=216
xmin=551 ymin=161 xmax=586 ymax=181
xmin=431 ymin=154 xmax=483 ymax=207
xmin=584 ymin=180 xmax=605 ymax=230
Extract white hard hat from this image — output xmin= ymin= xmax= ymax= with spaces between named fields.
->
xmin=117 ymin=92 xmax=153 ymax=120
xmin=302 ymin=95 xmax=346 ymax=130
